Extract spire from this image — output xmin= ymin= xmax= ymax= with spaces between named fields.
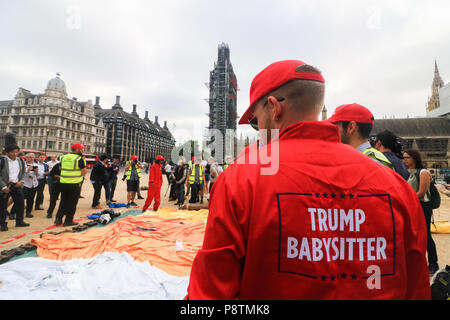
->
xmin=428 ymin=60 xmax=445 ymax=113
xmin=433 ymin=60 xmax=445 ymax=91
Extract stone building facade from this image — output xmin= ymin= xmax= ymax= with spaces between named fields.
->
xmin=0 ymin=74 xmax=106 ymax=156
xmin=95 ymin=96 xmax=175 ymax=162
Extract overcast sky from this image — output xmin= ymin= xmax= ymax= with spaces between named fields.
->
xmin=1 ymin=0 xmax=449 ymax=143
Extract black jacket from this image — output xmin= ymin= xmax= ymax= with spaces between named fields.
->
xmin=90 ymin=161 xmax=109 ymax=184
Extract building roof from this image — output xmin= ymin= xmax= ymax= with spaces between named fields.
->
xmin=46 ymin=73 xmax=66 ymax=91
xmin=96 ymin=107 xmax=174 ymax=140
xmin=372 ymin=117 xmax=450 ymax=138
xmin=0 ymin=100 xmax=13 ymax=108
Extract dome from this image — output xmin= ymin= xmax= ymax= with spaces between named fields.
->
xmin=46 ymin=73 xmax=66 ymax=91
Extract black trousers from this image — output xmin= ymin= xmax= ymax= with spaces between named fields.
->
xmin=47 ymin=182 xmax=61 ymax=216
xmin=176 ymin=184 xmax=185 ymax=205
xmin=23 ymin=187 xmax=37 ymax=216
xmin=55 ymin=183 xmax=81 ymax=224
xmin=421 ymin=201 xmax=438 ymax=265
xmin=189 ymin=183 xmax=201 ymax=203
xmin=110 ymin=179 xmax=117 ymax=199
xmin=0 ymin=186 xmax=25 ymax=226
xmin=35 ymin=179 xmax=46 ymax=208
xmin=92 ymin=182 xmax=103 ymax=207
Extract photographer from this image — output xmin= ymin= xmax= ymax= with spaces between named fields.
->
xmin=23 ymin=153 xmax=40 ymax=218
xmin=125 ymin=155 xmax=143 ymax=207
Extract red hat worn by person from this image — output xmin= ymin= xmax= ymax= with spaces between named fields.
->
xmin=71 ymin=143 xmax=86 ymax=150
xmin=239 ymin=60 xmax=325 ymax=125
xmin=326 ymin=103 xmax=374 ymax=125
xmin=156 ymin=155 xmax=165 ymax=161
xmin=131 ymin=155 xmax=138 ymax=160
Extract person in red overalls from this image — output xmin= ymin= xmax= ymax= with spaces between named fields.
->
xmin=142 ymin=155 xmax=164 ymax=212
xmin=185 ymin=60 xmax=431 ymax=300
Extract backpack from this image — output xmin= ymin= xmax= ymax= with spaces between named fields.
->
xmin=430 ymin=265 xmax=450 ymax=300
xmin=416 ymin=170 xmax=441 ymax=210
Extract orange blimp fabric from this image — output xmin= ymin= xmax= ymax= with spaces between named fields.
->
xmin=31 ymin=211 xmax=207 ymax=277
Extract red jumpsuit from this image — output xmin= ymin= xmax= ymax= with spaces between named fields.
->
xmin=143 ymin=162 xmax=163 ymax=211
xmin=186 ymin=121 xmax=431 ymax=300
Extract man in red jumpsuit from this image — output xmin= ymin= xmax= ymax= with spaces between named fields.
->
xmin=185 ymin=60 xmax=431 ymax=300
xmin=142 ymin=155 xmax=164 ymax=212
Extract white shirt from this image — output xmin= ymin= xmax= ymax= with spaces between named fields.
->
xmin=7 ymin=157 xmax=21 ymax=184
xmin=46 ymin=160 xmax=59 ymax=172
xmin=36 ymin=162 xmax=45 ymax=180
xmin=165 ymin=164 xmax=172 ymax=173
xmin=24 ymin=163 xmax=38 ymax=189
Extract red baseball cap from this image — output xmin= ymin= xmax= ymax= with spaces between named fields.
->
xmin=71 ymin=143 xmax=86 ymax=150
xmin=239 ymin=60 xmax=325 ymax=125
xmin=326 ymin=103 xmax=374 ymax=125
xmin=156 ymin=155 xmax=165 ymax=160
xmin=131 ymin=155 xmax=138 ymax=160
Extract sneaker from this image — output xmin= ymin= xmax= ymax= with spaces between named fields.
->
xmin=137 ymin=196 xmax=144 ymax=200
xmin=0 ymin=224 xmax=8 ymax=232
xmin=9 ymin=214 xmax=15 ymax=221
xmin=130 ymin=202 xmax=138 ymax=206
xmin=92 ymin=205 xmax=103 ymax=210
xmin=16 ymin=221 xmax=30 ymax=227
xmin=127 ymin=203 xmax=131 ymax=208
xmin=26 ymin=214 xmax=34 ymax=218
xmin=110 ymin=200 xmax=117 ymax=203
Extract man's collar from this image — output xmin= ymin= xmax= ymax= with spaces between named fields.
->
xmin=356 ymin=141 xmax=372 ymax=153
xmin=276 ymin=121 xmax=341 ymax=143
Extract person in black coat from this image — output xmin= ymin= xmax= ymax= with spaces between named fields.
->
xmin=90 ymin=155 xmax=110 ymax=209
xmin=47 ymin=162 xmax=61 ymax=219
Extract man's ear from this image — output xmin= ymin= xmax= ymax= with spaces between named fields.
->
xmin=348 ymin=121 xmax=358 ymax=135
xmin=267 ymin=96 xmax=283 ymax=121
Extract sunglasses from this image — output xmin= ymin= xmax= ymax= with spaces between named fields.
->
xmin=248 ymin=97 xmax=285 ymax=131
xmin=403 ymin=156 xmax=411 ymax=160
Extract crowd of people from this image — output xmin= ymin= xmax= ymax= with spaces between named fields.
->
xmin=1 ymin=60 xmax=450 ymax=300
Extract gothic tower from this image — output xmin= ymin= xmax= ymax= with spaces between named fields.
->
xmin=427 ymin=60 xmax=445 ymax=112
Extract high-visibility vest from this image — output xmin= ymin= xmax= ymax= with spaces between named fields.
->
xmin=60 ymin=153 xmax=84 ymax=184
xmin=363 ymin=148 xmax=395 ymax=170
xmin=224 ymin=164 xmax=229 ymax=170
xmin=125 ymin=162 xmax=142 ymax=180
xmin=189 ymin=165 xmax=203 ymax=184
xmin=188 ymin=161 xmax=194 ymax=173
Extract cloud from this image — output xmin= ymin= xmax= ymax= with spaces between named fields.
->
xmin=0 ymin=0 xmax=449 ymax=143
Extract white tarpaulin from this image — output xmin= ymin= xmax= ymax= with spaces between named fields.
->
xmin=0 ymin=252 xmax=189 ymax=300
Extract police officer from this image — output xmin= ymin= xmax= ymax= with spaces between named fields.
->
xmin=54 ymin=143 xmax=87 ymax=227
xmin=326 ymin=103 xmax=395 ymax=170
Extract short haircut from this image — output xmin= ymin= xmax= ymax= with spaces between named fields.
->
xmin=263 ymin=64 xmax=325 ymax=115
xmin=26 ymin=153 xmax=35 ymax=158
xmin=341 ymin=121 xmax=373 ymax=140
xmin=100 ymin=154 xmax=108 ymax=161
xmin=405 ymin=149 xmax=425 ymax=169
xmin=376 ymin=130 xmax=402 ymax=155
